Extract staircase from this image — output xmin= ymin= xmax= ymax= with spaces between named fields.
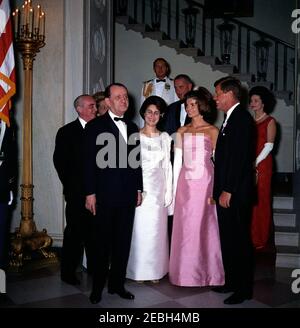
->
xmin=116 ymin=0 xmax=295 ymax=104
xmin=115 ymin=2 xmax=299 ymax=267
xmin=274 ymin=196 xmax=300 ymax=267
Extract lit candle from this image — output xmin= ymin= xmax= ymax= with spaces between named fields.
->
xmin=24 ymin=1 xmax=28 ymax=28
xmin=34 ymin=5 xmax=41 ymax=32
xmin=29 ymin=8 xmax=34 ymax=35
xmin=40 ymin=11 xmax=45 ymax=37
xmin=20 ymin=4 xmax=25 ymax=29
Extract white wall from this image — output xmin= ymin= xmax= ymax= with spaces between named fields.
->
xmin=12 ymin=0 xmax=85 ymax=246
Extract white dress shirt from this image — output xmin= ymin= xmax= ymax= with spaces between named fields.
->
xmin=222 ymin=102 xmax=240 ymax=130
xmin=109 ymin=110 xmax=127 ymax=143
xmin=78 ymin=117 xmax=87 ymax=129
xmin=180 ymin=103 xmax=187 ymax=127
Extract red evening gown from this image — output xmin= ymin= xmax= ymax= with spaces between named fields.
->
xmin=251 ymin=116 xmax=275 ymax=249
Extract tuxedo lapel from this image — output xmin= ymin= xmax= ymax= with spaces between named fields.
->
xmin=104 ymin=113 xmax=121 ymax=139
xmin=175 ymin=102 xmax=181 ymax=129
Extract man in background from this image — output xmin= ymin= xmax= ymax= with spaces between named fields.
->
xmin=163 ymin=74 xmax=194 ymax=136
xmin=140 ymin=58 xmax=178 ymax=128
xmin=53 ymin=95 xmax=97 ymax=285
xmin=0 ymin=117 xmax=17 ymax=270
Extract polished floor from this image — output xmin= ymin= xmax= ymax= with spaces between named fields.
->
xmin=0 ymin=251 xmax=299 ymax=309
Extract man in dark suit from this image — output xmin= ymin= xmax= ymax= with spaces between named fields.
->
xmin=213 ymin=77 xmax=255 ymax=305
xmin=53 ymin=94 xmax=97 ymax=285
xmin=85 ymin=83 xmax=143 ymax=304
xmin=163 ymin=74 xmax=193 ymax=137
xmin=0 ymin=118 xmax=17 ymax=269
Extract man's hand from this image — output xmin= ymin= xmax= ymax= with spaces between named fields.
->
xmin=219 ymin=191 xmax=232 ymax=208
xmin=136 ymin=191 xmax=142 ymax=207
xmin=85 ymin=194 xmax=97 ymax=215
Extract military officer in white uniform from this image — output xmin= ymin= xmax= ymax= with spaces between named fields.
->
xmin=140 ymin=58 xmax=178 ymax=127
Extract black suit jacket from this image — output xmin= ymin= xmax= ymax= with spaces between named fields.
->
xmin=163 ymin=100 xmax=191 ymax=136
xmin=53 ymin=119 xmax=86 ymax=201
xmin=213 ymin=105 xmax=255 ymax=205
xmin=84 ymin=112 xmax=143 ymax=207
xmin=0 ymin=123 xmax=17 ymax=202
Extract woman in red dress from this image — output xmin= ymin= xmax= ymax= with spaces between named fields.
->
xmin=249 ymin=86 xmax=276 ymax=250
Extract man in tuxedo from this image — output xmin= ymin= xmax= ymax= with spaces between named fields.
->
xmin=0 ymin=118 xmax=17 ymax=269
xmin=213 ymin=77 xmax=255 ymax=305
xmin=53 ymin=95 xmax=97 ymax=285
xmin=163 ymin=74 xmax=194 ymax=136
xmin=85 ymin=83 xmax=143 ymax=304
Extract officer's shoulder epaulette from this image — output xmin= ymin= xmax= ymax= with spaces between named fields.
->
xmin=143 ymin=79 xmax=153 ymax=84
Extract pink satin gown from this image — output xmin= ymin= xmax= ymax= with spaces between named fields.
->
xmin=169 ymin=134 xmax=225 ymax=287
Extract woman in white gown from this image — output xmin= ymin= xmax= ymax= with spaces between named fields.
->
xmin=126 ymin=96 xmax=172 ymax=282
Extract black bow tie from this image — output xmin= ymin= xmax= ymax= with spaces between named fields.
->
xmin=156 ymin=79 xmax=166 ymax=83
xmin=114 ymin=117 xmax=126 ymax=123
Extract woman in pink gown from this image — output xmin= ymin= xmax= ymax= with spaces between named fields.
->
xmin=169 ymin=89 xmax=224 ymax=287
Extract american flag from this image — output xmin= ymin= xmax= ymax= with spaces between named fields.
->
xmin=0 ymin=0 xmax=16 ymax=127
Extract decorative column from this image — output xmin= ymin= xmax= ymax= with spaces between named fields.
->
xmin=10 ymin=0 xmax=56 ymax=268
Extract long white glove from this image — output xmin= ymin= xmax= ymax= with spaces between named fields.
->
xmin=255 ymin=142 xmax=274 ymax=166
xmin=8 ymin=191 xmax=13 ymax=205
xmin=163 ymin=135 xmax=173 ymax=207
xmin=168 ymin=147 xmax=182 ymax=215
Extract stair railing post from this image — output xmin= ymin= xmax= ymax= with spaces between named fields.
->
xmin=217 ymin=19 xmax=235 ymax=64
xmin=253 ymin=36 xmax=272 ymax=82
xmin=182 ymin=0 xmax=199 ymax=48
xmin=150 ymin=0 xmax=162 ymax=31
xmin=116 ymin=0 xmax=128 ymax=16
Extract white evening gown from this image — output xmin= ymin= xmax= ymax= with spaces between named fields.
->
xmin=126 ymin=132 xmax=172 ymax=281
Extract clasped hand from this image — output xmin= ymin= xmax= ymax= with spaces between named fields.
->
xmin=219 ymin=191 xmax=231 ymax=208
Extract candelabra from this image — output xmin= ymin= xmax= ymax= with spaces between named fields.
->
xmin=10 ymin=0 xmax=56 ymax=268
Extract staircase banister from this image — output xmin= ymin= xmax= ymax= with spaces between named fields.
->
xmin=190 ymin=0 xmax=294 ymax=50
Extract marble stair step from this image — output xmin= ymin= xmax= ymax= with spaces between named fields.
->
xmin=176 ymin=47 xmax=204 ymax=57
xmin=158 ymin=39 xmax=181 ymax=49
xmin=212 ymin=64 xmax=235 ymax=74
xmin=275 ymin=228 xmax=299 ymax=247
xmin=274 ymin=210 xmax=296 ymax=228
xmin=193 ymin=56 xmax=217 ymax=65
xmin=276 ymin=246 xmax=300 ymax=268
xmin=273 ymin=196 xmax=294 ymax=210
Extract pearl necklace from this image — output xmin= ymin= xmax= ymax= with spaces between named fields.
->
xmin=255 ymin=113 xmax=266 ymax=122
